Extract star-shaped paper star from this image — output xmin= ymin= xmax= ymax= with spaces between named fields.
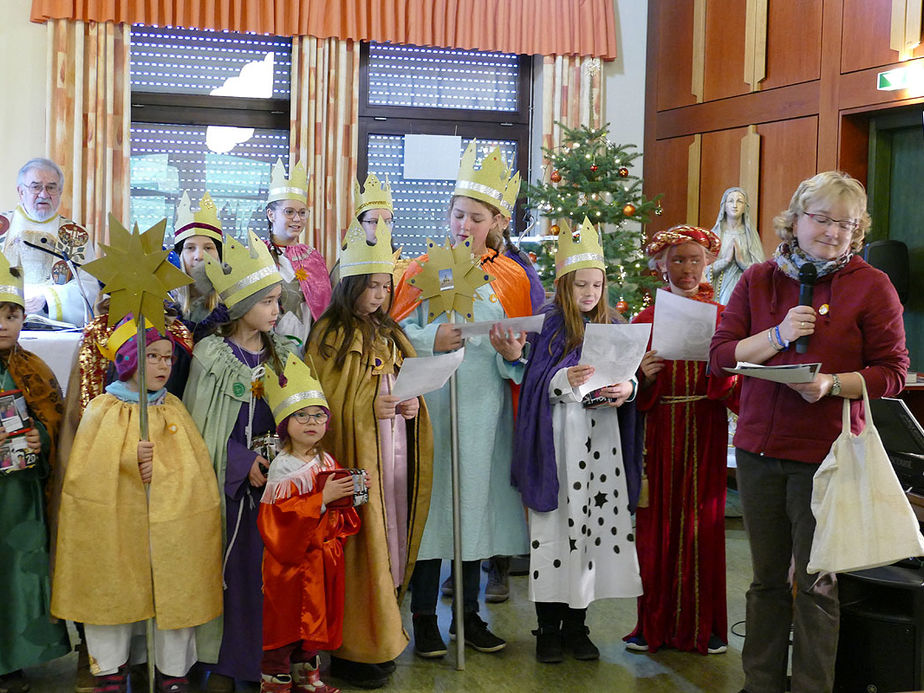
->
xmin=82 ymin=215 xmax=192 ymax=333
xmin=408 ymin=237 xmax=492 ymax=323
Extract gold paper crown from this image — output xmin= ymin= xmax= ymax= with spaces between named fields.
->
xmin=263 ymin=352 xmax=329 ymax=425
xmin=98 ymin=316 xmax=155 ymax=361
xmin=267 ymin=158 xmax=308 ymax=204
xmin=354 ymin=173 xmax=393 ymax=217
xmin=204 ymin=230 xmax=281 ymax=309
xmin=453 ymin=141 xmax=521 ymax=218
xmin=0 ymin=251 xmax=24 ymax=308
xmin=174 ymin=191 xmax=223 ymax=245
xmin=555 ymin=217 xmax=606 ymax=278
xmin=340 ymin=217 xmax=395 ymax=278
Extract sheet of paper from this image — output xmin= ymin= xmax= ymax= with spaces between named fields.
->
xmin=403 ymin=134 xmax=463 ymax=180
xmin=455 ymin=313 xmax=546 ymax=338
xmin=650 ymin=288 xmax=717 ymax=361
xmin=391 ymin=347 xmax=466 ymax=401
xmin=576 ymin=323 xmax=652 ymax=398
xmin=725 ymin=362 xmax=821 ymax=384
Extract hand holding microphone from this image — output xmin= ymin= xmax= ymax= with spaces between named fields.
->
xmin=777 ymin=264 xmax=818 ymax=351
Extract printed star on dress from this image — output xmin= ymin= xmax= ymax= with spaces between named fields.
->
xmin=83 ymin=215 xmax=192 ymax=332
xmin=408 ymin=237 xmax=492 ymax=323
xmin=569 ymin=537 xmax=577 ymax=552
xmin=594 ymin=491 xmax=609 ymax=508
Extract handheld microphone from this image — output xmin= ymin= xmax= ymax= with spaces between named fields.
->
xmin=795 ymin=263 xmax=817 ymax=354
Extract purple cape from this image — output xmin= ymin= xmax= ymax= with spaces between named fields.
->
xmin=511 ymin=304 xmax=643 ymax=512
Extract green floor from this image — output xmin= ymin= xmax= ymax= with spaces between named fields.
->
xmin=23 ymin=517 xmax=751 ymax=692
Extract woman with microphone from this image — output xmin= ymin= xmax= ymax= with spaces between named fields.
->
xmin=709 ymin=171 xmax=909 ymax=692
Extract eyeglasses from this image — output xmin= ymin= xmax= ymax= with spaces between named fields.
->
xmin=361 ymin=217 xmax=395 ymax=229
xmin=145 ymin=353 xmax=173 ymax=365
xmin=26 ymin=182 xmax=60 ymax=195
xmin=803 ymin=212 xmax=859 ymax=233
xmin=292 ymin=410 xmax=329 ymax=424
xmin=282 ymin=208 xmax=309 ymax=220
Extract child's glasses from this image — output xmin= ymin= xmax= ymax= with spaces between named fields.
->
xmin=145 ymin=353 xmax=173 ymax=365
xmin=292 ymin=410 xmax=329 ymax=424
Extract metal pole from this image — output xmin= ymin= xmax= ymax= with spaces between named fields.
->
xmin=449 ymin=313 xmax=465 ymax=669
xmin=136 ymin=317 xmax=155 ymax=693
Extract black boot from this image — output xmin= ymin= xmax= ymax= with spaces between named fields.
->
xmin=533 ymin=601 xmax=564 ymax=663
xmin=562 ymin=607 xmax=599 ymax=660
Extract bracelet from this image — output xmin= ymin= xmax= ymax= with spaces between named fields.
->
xmin=768 ymin=329 xmax=784 ymax=351
xmin=774 ymin=325 xmax=789 ymax=350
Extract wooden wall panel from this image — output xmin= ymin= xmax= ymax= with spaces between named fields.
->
xmin=698 ymin=127 xmax=748 ymax=228
xmin=755 ymin=117 xmax=819 ymax=256
xmin=655 ymin=1 xmax=697 ymax=111
xmin=703 ymin=0 xmax=749 ymax=101
xmin=642 ymin=135 xmax=696 ymax=231
xmin=762 ymin=0 xmax=823 ymax=89
xmin=840 ymin=0 xmax=924 ymax=73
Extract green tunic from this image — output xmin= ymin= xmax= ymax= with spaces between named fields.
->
xmin=0 ymin=366 xmax=70 ymax=676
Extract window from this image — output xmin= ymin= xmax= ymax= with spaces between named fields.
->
xmin=359 ymin=43 xmax=532 ymax=256
xmin=129 ymin=25 xmax=292 ymax=243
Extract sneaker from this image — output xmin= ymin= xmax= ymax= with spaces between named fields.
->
xmin=328 ymin=657 xmax=387 ymax=689
xmin=624 ymin=634 xmax=649 ymax=652
xmin=563 ymin=625 xmax=600 ymax=661
xmin=155 ymin=671 xmax=189 ymax=693
xmin=484 ymin=556 xmax=510 ymax=603
xmin=412 ymin=614 xmax=447 ymax=658
xmin=205 ymin=673 xmax=235 ymax=693
xmin=449 ymin=613 xmax=506 ymax=653
xmin=707 ymin=634 xmax=728 ymax=654
xmin=532 ymin=627 xmax=563 ymax=664
xmin=439 ymin=574 xmax=453 ymax=598
xmin=259 ymin=673 xmax=292 ymax=693
xmin=92 ymin=666 xmax=128 ymax=693
xmin=292 ymin=657 xmax=342 ymax=693
xmin=0 ymin=671 xmax=30 ymax=693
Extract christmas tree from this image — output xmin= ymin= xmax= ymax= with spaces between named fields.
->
xmin=521 ymin=123 xmax=662 ymax=316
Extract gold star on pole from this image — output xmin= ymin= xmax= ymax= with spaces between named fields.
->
xmin=409 ymin=237 xmax=492 ymax=323
xmin=82 ymin=214 xmax=192 ymax=333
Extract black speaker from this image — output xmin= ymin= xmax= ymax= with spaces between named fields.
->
xmin=863 ymin=239 xmax=910 ymax=303
xmin=835 ymin=604 xmax=916 ymax=692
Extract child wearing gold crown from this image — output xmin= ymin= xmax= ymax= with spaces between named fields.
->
xmin=390 ymin=141 xmax=532 ymax=656
xmin=52 ymin=313 xmax=222 ymax=693
xmin=511 ymin=218 xmax=642 ymax=664
xmin=256 ymin=354 xmax=361 ymax=693
xmin=0 ymin=252 xmax=70 ymax=693
xmin=264 ymin=159 xmax=332 ymax=352
xmin=306 ymin=217 xmax=432 ymax=688
xmin=182 ymin=231 xmax=296 ymax=689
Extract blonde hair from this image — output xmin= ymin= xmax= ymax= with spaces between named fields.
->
xmin=773 ymin=171 xmax=871 ymax=254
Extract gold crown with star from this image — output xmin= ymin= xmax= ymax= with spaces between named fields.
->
xmin=263 ymin=352 xmax=329 ymax=425
xmin=267 ymin=158 xmax=308 ymax=204
xmin=204 ymin=230 xmax=281 ymax=309
xmin=555 ymin=216 xmax=606 ymax=278
xmin=0 ymin=251 xmax=24 ymax=308
xmin=453 ymin=141 xmax=520 ymax=218
xmin=340 ymin=217 xmax=395 ymax=278
xmin=354 ymin=173 xmax=393 ymax=217
xmin=174 ymin=191 xmax=223 ymax=245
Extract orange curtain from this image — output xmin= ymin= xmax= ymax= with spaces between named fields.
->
xmin=538 ymin=55 xmax=603 ymax=232
xmin=31 ymin=0 xmax=617 ymax=58
xmin=290 ymin=36 xmax=359 ymax=268
xmin=48 ymin=19 xmax=130 ymax=244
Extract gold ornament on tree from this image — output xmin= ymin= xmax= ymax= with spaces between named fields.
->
xmin=622 ymin=203 xmax=637 ymax=216
xmin=408 ymin=237 xmax=492 ymax=323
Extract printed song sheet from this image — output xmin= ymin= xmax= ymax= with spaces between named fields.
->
xmin=391 ymin=348 xmax=466 ymax=401
xmin=576 ymin=323 xmax=652 ymax=398
xmin=455 ymin=314 xmax=546 ymax=338
xmin=651 ymin=289 xmax=717 ymax=361
xmin=725 ymin=362 xmax=821 ymax=384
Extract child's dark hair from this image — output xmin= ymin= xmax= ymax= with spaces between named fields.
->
xmin=216 ymin=312 xmax=285 ymax=375
xmin=0 ymin=301 xmax=25 ymax=317
xmin=311 ymin=274 xmax=404 ymax=370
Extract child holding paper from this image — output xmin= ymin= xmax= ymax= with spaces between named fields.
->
xmin=626 ymin=225 xmax=738 ymax=655
xmin=391 ymin=142 xmax=532 ymax=656
xmin=512 ymin=217 xmax=641 ymax=664
xmin=305 ymin=218 xmax=431 ymax=688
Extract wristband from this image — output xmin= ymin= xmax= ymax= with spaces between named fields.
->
xmin=774 ymin=325 xmax=789 ymax=349
xmin=768 ymin=329 xmax=784 ymax=351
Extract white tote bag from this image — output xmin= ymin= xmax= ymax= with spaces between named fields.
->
xmin=808 ymin=377 xmax=924 ymax=574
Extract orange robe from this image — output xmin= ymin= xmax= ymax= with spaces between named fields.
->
xmin=258 ymin=452 xmax=361 ymax=651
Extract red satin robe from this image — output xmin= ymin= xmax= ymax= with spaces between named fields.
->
xmin=628 ymin=284 xmax=739 ymax=654
xmin=258 ymin=458 xmax=361 ymax=651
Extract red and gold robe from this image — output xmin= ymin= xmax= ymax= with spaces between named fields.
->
xmin=628 ymin=284 xmax=738 ymax=654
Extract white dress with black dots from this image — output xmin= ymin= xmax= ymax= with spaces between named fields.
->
xmin=527 ymin=368 xmax=643 ymax=608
